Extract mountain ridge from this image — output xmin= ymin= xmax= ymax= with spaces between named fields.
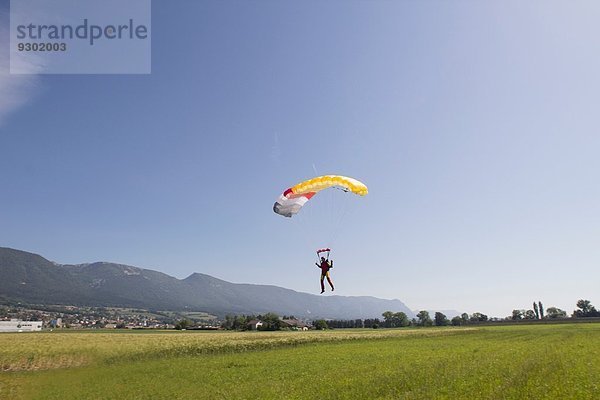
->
xmin=0 ymin=246 xmax=415 ymax=319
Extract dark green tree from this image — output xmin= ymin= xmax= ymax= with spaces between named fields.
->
xmin=364 ymin=318 xmax=381 ymax=328
xmin=382 ymin=311 xmax=394 ymax=328
xmin=313 ymin=319 xmax=328 ymax=330
xmin=221 ymin=315 xmax=234 ymax=330
xmin=469 ymin=312 xmax=488 ymax=322
xmin=382 ymin=311 xmax=409 ymax=327
xmin=461 ymin=313 xmax=470 ymax=324
xmin=573 ymin=300 xmax=599 ymax=317
xmin=434 ymin=312 xmax=449 ymax=326
xmin=259 ymin=313 xmax=282 ymax=330
xmin=546 ymin=307 xmax=567 ymax=319
xmin=233 ymin=315 xmax=252 ymax=330
xmin=538 ymin=301 xmax=544 ymax=319
xmin=393 ymin=312 xmax=410 ymax=327
xmin=175 ymin=319 xmax=192 ymax=330
xmin=511 ymin=309 xmax=524 ymax=320
xmin=416 ymin=310 xmax=432 ymax=327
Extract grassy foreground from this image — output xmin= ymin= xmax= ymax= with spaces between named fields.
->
xmin=0 ymin=324 xmax=598 ymax=399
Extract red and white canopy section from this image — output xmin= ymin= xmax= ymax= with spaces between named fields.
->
xmin=273 ymin=188 xmax=315 ymax=218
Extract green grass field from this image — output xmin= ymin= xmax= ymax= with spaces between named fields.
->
xmin=1 ymin=323 xmax=598 ymax=399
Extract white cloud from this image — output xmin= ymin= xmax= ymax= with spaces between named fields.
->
xmin=0 ymin=9 xmax=41 ymax=127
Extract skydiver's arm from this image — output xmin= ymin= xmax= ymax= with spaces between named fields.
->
xmin=315 ymin=263 xmax=320 ymax=268
xmin=330 ymin=260 xmax=333 ymax=268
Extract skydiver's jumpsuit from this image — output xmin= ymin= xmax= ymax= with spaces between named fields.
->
xmin=317 ymin=260 xmax=334 ymax=293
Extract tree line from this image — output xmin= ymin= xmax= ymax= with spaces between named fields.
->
xmin=511 ymin=299 xmax=600 ymax=321
xmin=219 ymin=313 xmax=296 ymax=331
xmin=186 ymin=299 xmax=599 ymax=331
xmin=326 ymin=299 xmax=600 ymax=330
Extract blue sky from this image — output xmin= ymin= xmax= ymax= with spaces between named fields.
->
xmin=1 ymin=1 xmax=599 ymax=317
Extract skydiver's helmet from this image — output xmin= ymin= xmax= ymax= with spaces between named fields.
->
xmin=320 ymin=257 xmax=326 ymax=262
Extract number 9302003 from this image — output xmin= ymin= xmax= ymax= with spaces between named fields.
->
xmin=17 ymin=42 xmax=67 ymax=52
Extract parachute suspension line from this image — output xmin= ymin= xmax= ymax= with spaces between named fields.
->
xmin=330 ymin=186 xmax=342 ymax=247
xmin=329 ymin=186 xmax=336 ymax=245
xmin=303 ymin=196 xmax=317 ymax=252
xmin=328 ymin=191 xmax=348 ymax=249
xmin=329 ymin=183 xmax=334 ymax=238
xmin=272 ymin=174 xmax=368 ymax=257
xmin=325 ymin=186 xmax=351 ymax=248
xmin=292 ymin=192 xmax=314 ymax=256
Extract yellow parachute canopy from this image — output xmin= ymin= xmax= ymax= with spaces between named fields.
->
xmin=273 ymin=175 xmax=368 ymax=217
xmin=291 ymin=175 xmax=368 ymax=196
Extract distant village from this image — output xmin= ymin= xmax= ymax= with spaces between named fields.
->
xmin=0 ymin=303 xmax=211 ymax=332
xmin=0 ymin=302 xmax=364 ymax=333
xmin=0 ymin=303 xmax=313 ymax=333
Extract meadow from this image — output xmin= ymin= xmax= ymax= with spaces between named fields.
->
xmin=0 ymin=323 xmax=598 ymax=399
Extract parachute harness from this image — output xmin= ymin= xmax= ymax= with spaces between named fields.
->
xmin=316 ymin=248 xmax=331 ymax=263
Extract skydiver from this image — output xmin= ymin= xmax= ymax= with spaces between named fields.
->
xmin=316 ymin=256 xmax=334 ymax=294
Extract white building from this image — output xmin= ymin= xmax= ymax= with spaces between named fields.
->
xmin=0 ymin=319 xmax=43 ymax=332
xmin=247 ymin=319 xmax=263 ymax=330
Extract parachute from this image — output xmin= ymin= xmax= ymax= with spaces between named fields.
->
xmin=273 ymin=175 xmax=368 ymax=218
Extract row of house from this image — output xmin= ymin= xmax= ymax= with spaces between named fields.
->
xmin=1 ymin=306 xmax=179 ymax=330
